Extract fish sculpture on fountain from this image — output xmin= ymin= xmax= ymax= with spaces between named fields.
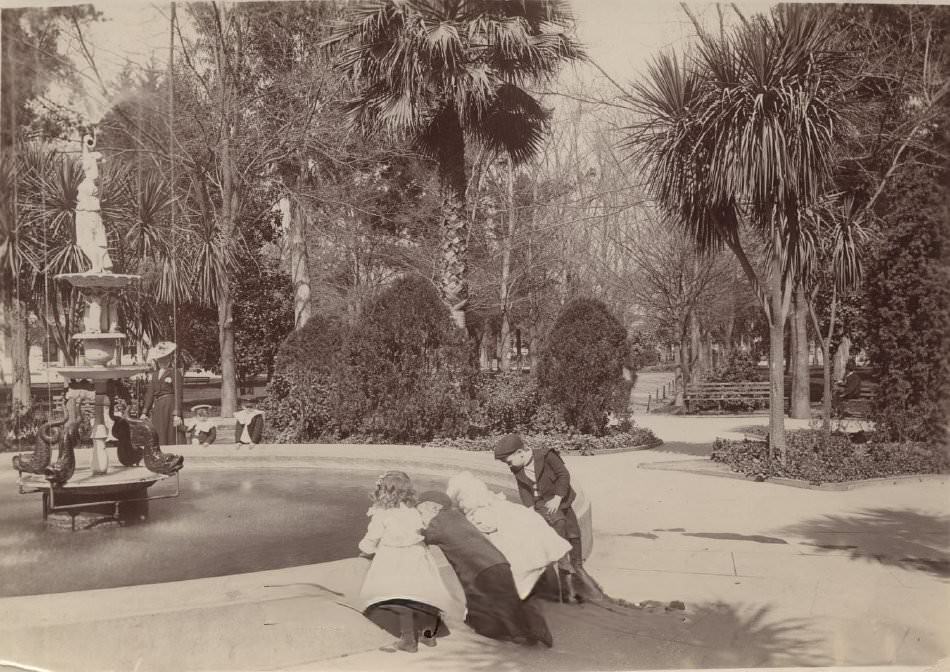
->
xmin=11 ymin=421 xmax=62 ymax=474
xmin=44 ymin=419 xmax=82 ymax=486
xmin=109 ymin=396 xmax=143 ymax=467
xmin=139 ymin=420 xmax=184 ymax=475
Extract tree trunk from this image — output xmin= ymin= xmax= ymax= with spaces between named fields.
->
xmin=436 ymin=110 xmax=469 ymax=330
xmin=790 ymin=284 xmax=811 ymax=418
xmin=689 ymin=311 xmax=702 ymax=380
xmin=2 ymin=287 xmax=32 ymax=416
xmin=214 ymin=5 xmax=239 ymax=418
xmin=479 ymin=327 xmax=491 ymax=370
xmin=499 ymin=158 xmax=516 ymax=371
xmin=808 ymin=286 xmax=837 ymax=432
xmin=833 ymin=336 xmax=851 ymax=382
xmin=767 ymin=259 xmax=787 ymax=461
xmin=288 ymin=195 xmax=312 ymax=330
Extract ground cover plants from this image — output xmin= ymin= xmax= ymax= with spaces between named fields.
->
xmin=711 ymin=430 xmax=950 ymax=484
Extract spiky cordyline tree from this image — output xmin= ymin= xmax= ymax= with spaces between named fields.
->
xmin=625 ymin=5 xmax=851 ymax=460
xmin=327 ymin=0 xmax=584 ymax=329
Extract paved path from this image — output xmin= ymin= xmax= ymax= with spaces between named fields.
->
xmin=0 ymin=415 xmax=946 ymax=671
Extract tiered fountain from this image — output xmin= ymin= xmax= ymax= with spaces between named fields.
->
xmin=13 ymin=131 xmax=183 ymax=529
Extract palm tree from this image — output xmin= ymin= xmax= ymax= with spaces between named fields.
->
xmin=625 ymin=6 xmax=851 ymax=460
xmin=0 ymin=149 xmax=36 ymax=415
xmin=803 ymin=195 xmax=867 ymax=431
xmin=327 ymin=0 xmax=583 ymax=329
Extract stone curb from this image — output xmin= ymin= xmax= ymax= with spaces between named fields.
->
xmin=640 ymin=458 xmax=950 ymax=490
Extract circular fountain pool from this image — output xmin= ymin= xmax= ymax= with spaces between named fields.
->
xmin=0 ymin=467 xmax=454 ymax=598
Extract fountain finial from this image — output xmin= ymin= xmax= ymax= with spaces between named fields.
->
xmin=76 ymin=129 xmax=113 ymax=274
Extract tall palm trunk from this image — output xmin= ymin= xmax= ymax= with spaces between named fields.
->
xmin=790 ymin=284 xmax=811 ymax=418
xmin=435 ymin=110 xmax=469 ymax=330
xmin=1 ymin=15 xmax=30 ymax=416
xmin=808 ymin=285 xmax=837 ymax=431
xmin=767 ymin=239 xmax=789 ymax=462
xmin=287 ymin=193 xmax=312 ymax=329
xmin=215 ymin=6 xmax=239 ymax=418
xmin=499 ymin=157 xmax=516 ymax=371
xmin=2 ymin=285 xmax=31 ymax=415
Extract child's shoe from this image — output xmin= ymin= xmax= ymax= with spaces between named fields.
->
xmin=394 ymin=631 xmax=418 ymax=653
xmin=420 ymin=629 xmax=438 ymax=647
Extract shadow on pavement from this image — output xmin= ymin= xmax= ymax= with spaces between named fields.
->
xmin=396 ymin=599 xmax=827 ymax=670
xmin=781 ymin=508 xmax=950 ymax=578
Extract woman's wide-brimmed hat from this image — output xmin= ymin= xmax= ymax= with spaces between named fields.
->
xmin=191 ymin=404 xmax=212 ymax=413
xmin=147 ymin=341 xmax=177 ymax=362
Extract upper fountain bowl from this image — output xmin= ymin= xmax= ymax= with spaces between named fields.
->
xmin=55 ymin=272 xmax=140 ymax=289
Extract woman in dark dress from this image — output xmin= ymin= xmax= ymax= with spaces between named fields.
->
xmin=141 ymin=341 xmax=186 ymax=445
xmin=417 ymin=490 xmax=552 ymax=647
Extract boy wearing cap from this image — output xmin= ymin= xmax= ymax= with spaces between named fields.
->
xmin=494 ymin=433 xmax=583 ymax=602
xmin=417 ymin=490 xmax=552 ymax=647
xmin=186 ymin=404 xmax=217 ymax=446
xmin=234 ymin=397 xmax=264 ymax=445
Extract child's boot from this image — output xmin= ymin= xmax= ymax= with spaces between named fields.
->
xmin=395 ymin=609 xmax=418 ymax=653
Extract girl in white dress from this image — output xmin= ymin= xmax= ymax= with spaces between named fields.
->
xmin=446 ymin=471 xmax=571 ymax=599
xmin=357 ymin=471 xmax=456 ymax=653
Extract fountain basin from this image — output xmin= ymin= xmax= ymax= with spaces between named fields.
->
xmin=2 ymin=443 xmax=592 ymax=598
xmin=69 ymin=332 xmax=125 ymax=366
xmin=55 ymin=272 xmax=140 ymax=289
xmin=54 ymin=365 xmax=151 ymax=381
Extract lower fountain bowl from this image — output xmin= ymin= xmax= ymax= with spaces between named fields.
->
xmin=80 ymin=337 xmax=119 ymax=365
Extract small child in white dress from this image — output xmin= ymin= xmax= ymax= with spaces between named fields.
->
xmin=357 ymin=471 xmax=456 ymax=653
xmin=446 ymin=471 xmax=571 ymax=599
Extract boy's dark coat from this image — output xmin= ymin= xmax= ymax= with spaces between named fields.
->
xmin=510 ymin=446 xmax=576 ymax=510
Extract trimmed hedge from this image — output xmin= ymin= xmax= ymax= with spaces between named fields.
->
xmin=711 ymin=430 xmax=950 ymax=484
xmin=327 ymin=275 xmax=476 ymax=443
xmin=537 ymin=298 xmax=632 ymax=435
xmin=263 ymin=313 xmax=346 ymax=442
xmin=427 ymin=425 xmax=661 ymax=456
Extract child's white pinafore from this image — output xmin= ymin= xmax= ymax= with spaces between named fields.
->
xmin=357 ymin=504 xmax=456 ymax=613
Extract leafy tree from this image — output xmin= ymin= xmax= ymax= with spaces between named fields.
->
xmin=537 ymin=297 xmax=629 ymax=435
xmin=1 ymin=5 xmax=99 ymax=414
xmin=626 ymin=6 xmax=852 ymax=458
xmin=233 ymin=265 xmax=294 ymax=384
xmin=327 ymin=0 xmax=584 ymax=329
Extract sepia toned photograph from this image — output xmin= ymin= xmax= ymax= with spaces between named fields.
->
xmin=0 ymin=0 xmax=947 ymax=670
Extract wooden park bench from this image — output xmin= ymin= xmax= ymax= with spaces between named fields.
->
xmin=836 ymin=380 xmax=877 ymax=418
xmin=684 ymin=381 xmax=771 ymax=413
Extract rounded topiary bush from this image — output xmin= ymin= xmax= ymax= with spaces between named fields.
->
xmin=537 ymin=297 xmax=631 ymax=435
xmin=263 ymin=313 xmax=346 ymax=442
xmin=469 ymin=371 xmax=542 ymax=435
xmin=329 ymin=274 xmax=475 ymax=443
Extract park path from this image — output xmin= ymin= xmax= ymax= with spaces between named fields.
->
xmin=629 ymin=369 xmax=679 ymax=412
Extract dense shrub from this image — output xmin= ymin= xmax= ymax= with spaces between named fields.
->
xmin=263 ymin=313 xmax=346 ymax=442
xmin=711 ymin=430 xmax=950 ymax=484
xmin=469 ymin=371 xmax=541 ymax=434
xmin=328 ymin=275 xmax=476 ymax=443
xmin=537 ymin=298 xmax=631 ymax=435
xmin=427 ymin=424 xmax=661 ymax=456
xmin=863 ymin=169 xmax=950 ymax=444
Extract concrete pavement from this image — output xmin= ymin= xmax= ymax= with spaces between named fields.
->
xmin=0 ymin=414 xmax=947 ymax=671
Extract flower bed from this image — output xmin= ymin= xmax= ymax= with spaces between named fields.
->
xmin=711 ymin=430 xmax=950 ymax=484
xmin=426 ymin=427 xmax=661 ymax=456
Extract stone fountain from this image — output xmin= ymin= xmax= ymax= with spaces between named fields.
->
xmin=54 ymin=132 xmax=152 ymax=475
xmin=12 ymin=131 xmax=182 ymax=529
